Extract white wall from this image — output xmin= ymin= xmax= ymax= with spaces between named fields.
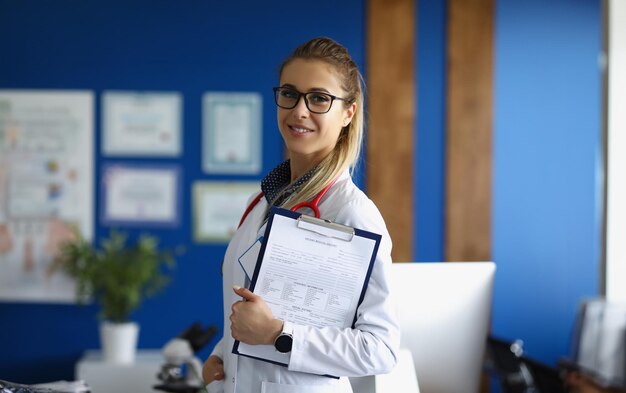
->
xmin=606 ymin=0 xmax=626 ymax=302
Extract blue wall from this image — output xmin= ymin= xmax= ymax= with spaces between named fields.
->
xmin=415 ymin=0 xmax=446 ymax=262
xmin=0 ymin=0 xmax=604 ymax=385
xmin=492 ymin=0 xmax=602 ymax=364
xmin=413 ymin=0 xmax=603 ymax=371
xmin=0 ymin=0 xmax=364 ymax=383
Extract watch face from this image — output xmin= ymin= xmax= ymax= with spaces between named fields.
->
xmin=274 ymin=334 xmax=293 ymax=353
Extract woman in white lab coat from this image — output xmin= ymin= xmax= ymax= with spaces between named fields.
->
xmin=202 ymin=37 xmax=399 ymax=393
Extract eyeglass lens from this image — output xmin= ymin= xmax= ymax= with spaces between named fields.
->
xmin=275 ymin=88 xmax=333 ymax=114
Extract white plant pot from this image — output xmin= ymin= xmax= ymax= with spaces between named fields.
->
xmin=100 ymin=321 xmax=139 ymax=364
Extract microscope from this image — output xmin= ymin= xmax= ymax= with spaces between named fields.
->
xmin=154 ymin=322 xmax=218 ymax=393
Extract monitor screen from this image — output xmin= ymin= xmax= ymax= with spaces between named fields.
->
xmin=390 ymin=262 xmax=496 ymax=393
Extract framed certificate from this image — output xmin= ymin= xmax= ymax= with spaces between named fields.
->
xmin=102 ymin=91 xmax=182 ymax=156
xmin=192 ymin=181 xmax=259 ymax=242
xmin=101 ymin=163 xmax=181 ymax=227
xmin=202 ymin=92 xmax=262 ymax=174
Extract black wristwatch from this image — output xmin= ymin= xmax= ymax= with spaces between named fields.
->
xmin=274 ymin=320 xmax=294 ymax=353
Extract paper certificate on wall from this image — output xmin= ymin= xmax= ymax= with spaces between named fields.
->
xmin=232 ymin=207 xmax=382 ymax=370
xmin=192 ymin=182 xmax=259 ymax=243
xmin=101 ymin=164 xmax=181 ymax=227
xmin=202 ymin=92 xmax=261 ymax=174
xmin=0 ymin=89 xmax=94 ymax=302
xmin=102 ymin=91 xmax=182 ymax=156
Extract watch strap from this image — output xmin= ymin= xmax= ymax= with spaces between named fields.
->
xmin=281 ymin=320 xmax=294 ymax=336
xmin=274 ymin=320 xmax=294 ymax=353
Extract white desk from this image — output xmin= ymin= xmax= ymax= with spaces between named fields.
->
xmin=77 ymin=348 xmax=419 ymax=393
xmin=75 ymin=350 xmax=163 ymax=393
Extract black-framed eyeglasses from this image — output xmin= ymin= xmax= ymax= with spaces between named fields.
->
xmin=273 ymin=86 xmax=348 ymax=114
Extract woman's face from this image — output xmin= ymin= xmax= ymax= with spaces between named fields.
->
xmin=277 ymin=59 xmax=355 ymax=166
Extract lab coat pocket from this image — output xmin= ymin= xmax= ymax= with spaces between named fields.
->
xmin=261 ymin=380 xmax=340 ymax=393
xmin=206 ymin=379 xmax=224 ymax=393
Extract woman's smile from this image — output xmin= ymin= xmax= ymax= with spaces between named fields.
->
xmin=288 ymin=124 xmax=314 ymax=135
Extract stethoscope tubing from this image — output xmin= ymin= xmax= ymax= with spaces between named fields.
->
xmin=237 ymin=179 xmax=336 ymax=229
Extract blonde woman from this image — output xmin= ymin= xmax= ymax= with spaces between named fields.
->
xmin=203 ymin=37 xmax=399 ymax=393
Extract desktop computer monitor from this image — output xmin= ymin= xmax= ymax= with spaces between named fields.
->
xmin=390 ymin=262 xmax=496 ymax=393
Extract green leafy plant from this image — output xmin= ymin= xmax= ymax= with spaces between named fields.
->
xmin=53 ymin=230 xmax=181 ymax=323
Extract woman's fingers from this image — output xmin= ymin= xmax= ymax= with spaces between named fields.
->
xmin=202 ymin=355 xmax=225 ymax=384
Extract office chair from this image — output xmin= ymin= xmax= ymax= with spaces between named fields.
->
xmin=485 ymin=335 xmax=568 ymax=393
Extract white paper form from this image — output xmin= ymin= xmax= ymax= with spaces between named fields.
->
xmin=233 ymin=208 xmax=381 ymax=367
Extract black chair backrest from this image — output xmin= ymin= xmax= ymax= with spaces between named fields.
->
xmin=485 ymin=335 xmax=567 ymax=393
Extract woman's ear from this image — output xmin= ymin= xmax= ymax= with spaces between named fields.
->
xmin=343 ymin=102 xmax=357 ymax=127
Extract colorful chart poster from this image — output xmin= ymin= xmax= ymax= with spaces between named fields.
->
xmin=0 ymin=90 xmax=94 ymax=302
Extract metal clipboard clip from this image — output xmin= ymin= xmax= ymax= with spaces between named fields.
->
xmin=296 ymin=214 xmax=355 ymax=242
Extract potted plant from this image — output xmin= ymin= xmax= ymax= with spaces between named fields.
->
xmin=52 ymin=230 xmax=180 ymax=364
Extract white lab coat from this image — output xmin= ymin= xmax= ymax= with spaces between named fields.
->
xmin=207 ymin=170 xmax=400 ymax=393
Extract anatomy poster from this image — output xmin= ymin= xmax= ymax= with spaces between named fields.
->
xmin=0 ymin=90 xmax=94 ymax=302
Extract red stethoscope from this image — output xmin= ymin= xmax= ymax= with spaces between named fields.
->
xmin=237 ymin=179 xmax=336 ymax=228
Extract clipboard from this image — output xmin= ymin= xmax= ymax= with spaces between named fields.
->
xmin=232 ymin=206 xmax=382 ymax=371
